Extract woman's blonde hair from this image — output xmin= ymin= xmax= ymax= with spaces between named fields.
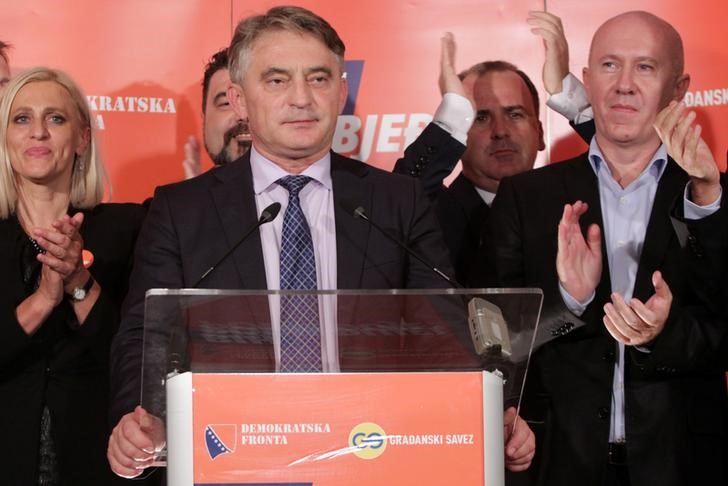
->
xmin=0 ymin=67 xmax=107 ymax=219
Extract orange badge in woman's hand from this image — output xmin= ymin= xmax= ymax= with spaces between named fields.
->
xmin=82 ymin=249 xmax=94 ymax=268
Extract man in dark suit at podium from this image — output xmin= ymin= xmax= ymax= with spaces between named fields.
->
xmin=107 ymin=5 xmax=536 ymax=479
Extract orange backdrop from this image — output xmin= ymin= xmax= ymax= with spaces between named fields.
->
xmin=3 ymin=0 xmax=726 ymax=202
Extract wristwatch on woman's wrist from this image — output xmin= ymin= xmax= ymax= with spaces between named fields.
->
xmin=66 ymin=274 xmax=95 ymax=302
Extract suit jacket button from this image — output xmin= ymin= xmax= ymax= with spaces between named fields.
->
xmin=425 ymin=145 xmax=438 ymax=154
xmin=687 ymin=235 xmax=703 ymax=256
xmin=602 ymin=351 xmax=615 ymax=361
xmin=550 ymin=322 xmax=575 ymax=337
xmin=598 ymin=407 xmax=609 ymax=419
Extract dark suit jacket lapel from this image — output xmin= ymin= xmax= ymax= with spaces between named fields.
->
xmin=450 ymin=174 xmax=489 ymax=218
xmin=210 ymin=153 xmax=267 ymax=289
xmin=450 ymin=174 xmax=490 ymax=242
xmin=330 ymin=152 xmax=372 ymax=289
xmin=633 ymin=159 xmax=687 ymax=300
xmin=449 ymin=174 xmax=483 ymax=208
xmin=446 ymin=175 xmax=489 ymax=284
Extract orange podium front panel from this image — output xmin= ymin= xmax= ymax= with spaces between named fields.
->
xmin=186 ymin=372 xmax=490 ymax=486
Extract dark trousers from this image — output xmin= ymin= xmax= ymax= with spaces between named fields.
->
xmin=603 ymin=443 xmax=630 ymax=486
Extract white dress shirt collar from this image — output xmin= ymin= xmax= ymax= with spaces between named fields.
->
xmin=250 ymin=146 xmax=333 ymax=194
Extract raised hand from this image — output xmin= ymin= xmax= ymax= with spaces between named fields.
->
xmin=556 ymin=201 xmax=602 ymax=303
xmin=654 ymin=101 xmax=720 ymax=206
xmin=603 ymin=271 xmax=672 ymax=346
xmin=182 ymin=135 xmax=202 ymax=180
xmin=438 ymin=32 xmax=473 ymax=101
xmin=528 ymin=10 xmax=570 ymax=95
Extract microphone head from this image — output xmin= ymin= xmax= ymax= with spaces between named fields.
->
xmin=259 ymin=202 xmax=281 ymax=223
xmin=339 ymin=199 xmax=368 ymax=220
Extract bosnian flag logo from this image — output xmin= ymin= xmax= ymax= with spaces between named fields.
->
xmin=205 ymin=424 xmax=236 ymax=459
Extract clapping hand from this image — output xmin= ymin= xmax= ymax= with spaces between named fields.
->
xmin=654 ymin=101 xmax=720 ymax=206
xmin=603 ymin=271 xmax=672 ymax=346
xmin=528 ymin=11 xmax=570 ymax=95
xmin=556 ymin=201 xmax=602 ymax=303
xmin=32 ymin=212 xmax=90 ymax=293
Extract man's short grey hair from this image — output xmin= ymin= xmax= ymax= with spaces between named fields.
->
xmin=228 ymin=5 xmax=345 ymax=84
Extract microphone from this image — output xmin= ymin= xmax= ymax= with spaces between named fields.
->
xmin=343 ymin=201 xmax=461 ymax=288
xmin=343 ymin=202 xmax=539 ymax=362
xmin=191 ymin=202 xmax=281 ymax=288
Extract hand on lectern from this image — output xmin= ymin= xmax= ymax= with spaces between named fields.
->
xmin=504 ymin=406 xmax=535 ymax=472
xmin=107 ymin=405 xmax=166 ymax=478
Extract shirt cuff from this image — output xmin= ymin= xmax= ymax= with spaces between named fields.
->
xmin=546 ymin=73 xmax=592 ymax=123
xmin=683 ymin=182 xmax=722 ymax=219
xmin=558 ymin=282 xmax=594 ymax=317
xmin=432 ymin=92 xmax=475 ymax=145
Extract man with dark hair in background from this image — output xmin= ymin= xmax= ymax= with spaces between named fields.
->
xmin=395 ymin=39 xmax=545 ymax=286
xmin=181 ymin=47 xmax=251 ymax=179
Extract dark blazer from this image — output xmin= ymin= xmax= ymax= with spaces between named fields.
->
xmin=485 ymin=153 xmax=728 ymax=486
xmin=0 ymin=204 xmax=147 ymax=486
xmin=434 ymin=174 xmax=490 ymax=286
xmin=110 ymin=151 xmax=457 ymax=423
xmin=394 ymin=123 xmax=488 ymax=285
xmin=393 ymin=122 xmax=466 ymax=199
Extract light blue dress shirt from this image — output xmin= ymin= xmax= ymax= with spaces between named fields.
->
xmin=560 ymin=138 xmax=720 ymax=443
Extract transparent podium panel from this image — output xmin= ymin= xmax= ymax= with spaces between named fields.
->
xmin=140 ymin=288 xmax=543 ymax=485
xmin=142 ymin=288 xmax=542 ymax=417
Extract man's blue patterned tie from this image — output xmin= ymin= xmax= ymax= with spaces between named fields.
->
xmin=276 ymin=175 xmax=322 ymax=372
